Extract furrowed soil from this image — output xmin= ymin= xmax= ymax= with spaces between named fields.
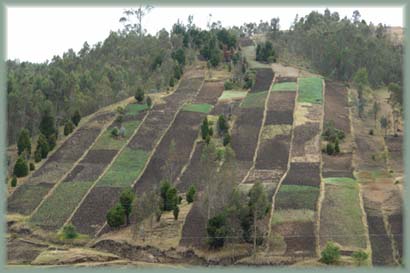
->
xmin=265 ymin=92 xmax=295 ymax=125
xmin=324 ymin=81 xmax=351 ymax=133
xmin=176 ymin=142 xmax=204 ymax=193
xmin=322 ymin=153 xmax=354 ymax=178
xmin=282 ymin=162 xmax=321 ymax=187
xmin=7 ymin=111 xmax=115 ymax=215
xmin=71 ymin=72 xmax=205 ymax=236
xmin=251 ymin=68 xmax=274 ymax=92
xmin=193 ymin=81 xmax=224 ymax=105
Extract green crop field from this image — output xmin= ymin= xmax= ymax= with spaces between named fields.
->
xmin=271 ymin=82 xmax=297 ymax=92
xmin=218 ymin=90 xmax=247 ymax=101
xmin=92 ymin=120 xmax=141 ymax=150
xmin=320 ymin=177 xmax=367 ymax=248
xmin=275 ymin=185 xmax=319 ymax=210
xmin=97 ymin=148 xmax=148 ymax=188
xmin=298 ymin=77 xmax=323 ymax=104
xmin=30 ymin=181 xmax=94 ymax=228
xmin=240 ymin=91 xmax=268 ymax=108
xmin=271 ymin=209 xmax=315 ymax=225
xmin=182 ymin=103 xmax=213 ymax=113
xmin=125 ymin=103 xmax=148 ymax=115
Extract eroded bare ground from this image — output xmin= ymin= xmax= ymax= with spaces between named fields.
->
xmin=350 ymin=87 xmax=403 ymax=266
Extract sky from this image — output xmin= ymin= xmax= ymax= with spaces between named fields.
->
xmin=6 ymin=5 xmax=404 ymax=63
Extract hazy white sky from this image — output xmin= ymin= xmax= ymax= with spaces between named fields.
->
xmin=7 ymin=5 xmax=404 ymax=63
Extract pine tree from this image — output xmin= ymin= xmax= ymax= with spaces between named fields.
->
xmin=13 ymin=155 xmax=29 ymax=177
xmin=17 ymin=128 xmax=31 ymax=157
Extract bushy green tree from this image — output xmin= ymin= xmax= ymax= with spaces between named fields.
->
xmin=186 ymin=185 xmax=196 ymax=203
xmin=201 ymin=117 xmax=210 ymax=140
xmin=159 ymin=180 xmax=178 ymax=211
xmin=334 ymin=138 xmax=340 ymax=154
xmin=321 ymin=241 xmax=341 ymax=264
xmin=13 ymin=155 xmax=29 ymax=177
xmin=135 ymin=87 xmax=145 ymax=102
xmin=107 ymin=203 xmax=125 ymax=228
xmin=352 ymin=250 xmax=369 ymax=266
xmin=119 ymin=189 xmax=135 ymax=225
xmin=29 ymin=162 xmax=35 ymax=171
xmin=62 ymin=224 xmax=78 ymax=239
xmin=64 ymin=120 xmax=74 ymax=136
xmin=173 ymin=205 xmax=180 ymax=220
xmin=111 ymin=127 xmax=119 ymax=137
xmin=71 ymin=110 xmax=81 ymax=126
xmin=207 ymin=212 xmax=227 ymax=249
xmin=17 ymin=128 xmax=31 ymax=157
xmin=11 ymin=176 xmax=17 ymax=187
xmin=217 ymin=115 xmax=229 ymax=134
xmin=326 ymin=142 xmax=335 ymax=155
xmin=223 ymin=133 xmax=231 ymax=146
xmin=39 ymin=109 xmax=57 ymax=150
xmin=146 ymin=96 xmax=152 ymax=108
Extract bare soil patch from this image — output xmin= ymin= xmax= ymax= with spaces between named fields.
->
xmin=265 ymin=91 xmax=296 ymax=125
xmin=324 ymin=80 xmax=350 ymax=133
xmin=179 ymin=202 xmax=207 ymax=248
xmin=210 ymin=100 xmax=242 ymax=116
xmin=80 ymin=149 xmax=119 ymax=164
xmin=7 ymin=238 xmax=47 ymax=265
xmin=251 ymin=68 xmax=274 ymax=92
xmin=177 ymin=142 xmax=204 ymax=193
xmin=256 ymin=134 xmax=291 ymax=170
xmin=322 ymin=153 xmax=354 ymax=178
xmin=388 ymin=213 xmax=403 ymax=261
xmin=194 ymin=81 xmax=224 ymax=105
xmin=291 ymin=122 xmax=320 ymax=158
xmin=282 ymin=162 xmax=321 ymax=187
xmin=366 ymin=215 xmax=395 ymax=266
xmin=245 ymin=169 xmax=281 ymax=185
xmin=231 ymin=107 xmax=265 ymax=161
xmin=62 ymin=163 xmax=107 ymax=183
xmin=385 ymin=135 xmax=403 ymax=173
xmin=7 ymin=183 xmax=54 ymax=215
xmin=134 ymin=111 xmax=205 ymax=194
xmin=72 ymin=186 xmax=122 ymax=235
xmin=272 ymin=221 xmax=316 ymax=257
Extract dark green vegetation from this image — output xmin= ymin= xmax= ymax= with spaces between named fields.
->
xmin=321 ymin=241 xmax=341 ymax=264
xmin=13 ymin=156 xmax=28 ymax=177
xmin=256 ymin=41 xmax=276 ymax=62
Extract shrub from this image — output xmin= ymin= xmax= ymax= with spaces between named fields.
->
xmin=369 ymin=129 xmax=374 ymax=135
xmin=169 ymin=77 xmax=175 ymax=87
xmin=134 ymin=87 xmax=145 ymax=102
xmin=352 ymin=250 xmax=369 ymax=266
xmin=111 ymin=127 xmax=119 ymax=138
xmin=146 ymin=96 xmax=152 ymax=108
xmin=178 ymin=196 xmax=183 ymax=204
xmin=217 ymin=148 xmax=225 ymax=161
xmin=326 ymin=143 xmax=335 ymax=155
xmin=322 ymin=121 xmax=345 ymax=142
xmin=116 ymin=106 xmax=125 ymax=115
xmin=36 ymin=134 xmax=49 ymax=159
xmin=209 ymin=127 xmax=214 ymax=137
xmin=107 ymin=203 xmax=125 ymax=228
xmin=17 ymin=128 xmax=31 ymax=157
xmin=71 ymin=110 xmax=81 ymax=126
xmin=334 ymin=138 xmax=340 ymax=154
xmin=223 ymin=133 xmax=231 ymax=146
xmin=34 ymin=149 xmax=42 ymax=163
xmin=320 ymin=241 xmax=341 ymax=264
xmin=173 ymin=206 xmax=180 ymax=220
xmin=186 ymin=185 xmax=196 ymax=203
xmin=62 ymin=224 xmax=78 ymax=239
xmin=11 ymin=176 xmax=17 ymax=187
xmin=217 ymin=115 xmax=229 ymax=134
xmin=48 ymin=133 xmax=57 ymax=151
xmin=64 ymin=121 xmax=74 ymax=136
xmin=207 ymin=213 xmax=227 ymax=249
xmin=29 ymin=162 xmax=35 ymax=171
xmin=224 ymin=80 xmax=234 ymax=90
xmin=205 ymin=135 xmax=211 ymax=144
xmin=201 ymin=117 xmax=210 ymax=140
xmin=165 ymin=187 xmax=178 ymax=211
xmin=116 ymin=115 xmax=124 ymax=125
xmin=13 ymin=156 xmax=29 ymax=178
xmin=119 ymin=189 xmax=135 ymax=225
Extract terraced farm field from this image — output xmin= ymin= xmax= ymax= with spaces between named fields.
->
xmin=6 ymin=37 xmax=403 ymax=268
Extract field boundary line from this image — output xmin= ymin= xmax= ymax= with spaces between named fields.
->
xmin=266 ymin=75 xmax=299 ymax=247
xmin=95 ymin=73 xmax=206 ymax=237
xmin=63 ymin=111 xmax=150 ymax=229
xmin=315 ymin=79 xmax=326 ymax=257
xmin=29 ymin=112 xmax=118 ymax=219
xmin=239 ymin=82 xmax=273 ymax=185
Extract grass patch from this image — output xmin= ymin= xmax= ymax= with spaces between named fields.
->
xmin=275 ymin=185 xmax=319 ymax=210
xmin=218 ymin=90 xmax=247 ymax=101
xmin=125 ymin=103 xmax=148 ymax=115
xmin=30 ymin=181 xmax=94 ymax=228
xmin=321 ymin=177 xmax=366 ymax=248
xmin=298 ymin=77 xmax=323 ymax=104
xmin=92 ymin=120 xmax=141 ymax=150
xmin=272 ymin=82 xmax=297 ymax=92
xmin=272 ymin=209 xmax=315 ymax=225
xmin=261 ymin=124 xmax=292 ymax=140
xmin=97 ymin=148 xmax=148 ymax=188
xmin=182 ymin=103 xmax=213 ymax=113
xmin=240 ymin=91 xmax=268 ymax=108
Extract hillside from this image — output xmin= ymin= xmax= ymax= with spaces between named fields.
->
xmin=6 ymin=36 xmax=403 ymax=267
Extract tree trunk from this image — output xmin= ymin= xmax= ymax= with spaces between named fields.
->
xmin=253 ymin=211 xmax=257 ymax=260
